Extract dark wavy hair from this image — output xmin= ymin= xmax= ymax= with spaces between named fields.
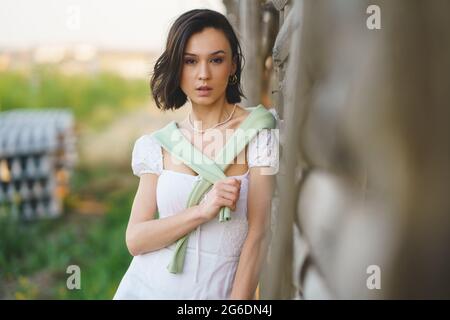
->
xmin=150 ymin=9 xmax=245 ymax=111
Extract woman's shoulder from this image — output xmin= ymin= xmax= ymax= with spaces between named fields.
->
xmin=241 ymin=104 xmax=279 ymax=125
xmin=134 ymin=133 xmax=161 ymax=148
xmin=131 ymin=133 xmax=163 ymax=177
xmin=247 ymin=128 xmax=279 ymax=173
xmin=246 ymin=106 xmax=280 ymax=172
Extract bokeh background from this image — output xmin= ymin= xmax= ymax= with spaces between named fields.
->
xmin=0 ymin=0 xmax=224 ymax=299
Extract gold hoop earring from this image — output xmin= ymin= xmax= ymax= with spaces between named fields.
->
xmin=228 ymin=74 xmax=238 ymax=85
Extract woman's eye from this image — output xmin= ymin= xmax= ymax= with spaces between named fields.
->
xmin=211 ymin=58 xmax=223 ymax=64
xmin=184 ymin=59 xmax=196 ymax=65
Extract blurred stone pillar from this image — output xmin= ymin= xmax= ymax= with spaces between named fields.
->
xmin=239 ymin=0 xmax=263 ymax=107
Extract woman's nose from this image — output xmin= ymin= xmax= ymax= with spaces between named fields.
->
xmin=198 ymin=61 xmax=211 ymax=80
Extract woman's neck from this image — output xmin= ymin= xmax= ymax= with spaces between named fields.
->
xmin=189 ymin=101 xmax=235 ymax=130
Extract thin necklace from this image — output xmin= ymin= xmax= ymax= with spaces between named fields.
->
xmin=188 ymin=103 xmax=237 ymax=134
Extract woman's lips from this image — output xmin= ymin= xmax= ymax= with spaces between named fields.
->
xmin=196 ymin=88 xmax=212 ymax=96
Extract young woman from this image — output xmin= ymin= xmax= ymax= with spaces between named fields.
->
xmin=113 ymin=9 xmax=278 ymax=300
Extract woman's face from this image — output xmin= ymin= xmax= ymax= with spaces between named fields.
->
xmin=180 ymin=27 xmax=236 ymax=106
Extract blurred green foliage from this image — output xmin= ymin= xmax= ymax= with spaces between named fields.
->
xmin=0 ymin=66 xmax=149 ymax=129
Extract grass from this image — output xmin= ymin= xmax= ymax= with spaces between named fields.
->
xmin=0 ymin=164 xmax=137 ymax=299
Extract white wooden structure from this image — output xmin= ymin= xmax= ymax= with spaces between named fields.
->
xmin=0 ymin=109 xmax=77 ymax=220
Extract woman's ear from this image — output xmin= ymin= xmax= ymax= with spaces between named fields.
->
xmin=231 ymin=55 xmax=237 ymax=75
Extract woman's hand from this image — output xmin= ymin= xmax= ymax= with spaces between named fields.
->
xmin=198 ymin=177 xmax=241 ymax=221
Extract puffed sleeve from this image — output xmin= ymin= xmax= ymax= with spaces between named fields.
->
xmin=247 ymin=108 xmax=280 ymax=174
xmin=131 ymin=134 xmax=163 ymax=177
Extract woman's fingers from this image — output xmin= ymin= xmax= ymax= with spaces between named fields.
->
xmin=219 ymin=177 xmax=241 ymax=187
xmin=227 ymin=178 xmax=241 ymax=188
xmin=219 ymin=197 xmax=236 ymax=211
xmin=219 ymin=183 xmax=240 ymax=194
xmin=217 ymin=190 xmax=238 ymax=203
xmin=209 ymin=190 xmax=237 ymax=210
xmin=217 ymin=192 xmax=239 ymax=211
xmin=211 ymin=178 xmax=242 ymax=211
xmin=217 ymin=178 xmax=241 ymax=191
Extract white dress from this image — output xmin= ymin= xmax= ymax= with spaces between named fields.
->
xmin=114 ymin=112 xmax=279 ymax=300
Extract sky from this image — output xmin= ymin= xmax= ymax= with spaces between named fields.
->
xmin=0 ymin=0 xmax=226 ymax=52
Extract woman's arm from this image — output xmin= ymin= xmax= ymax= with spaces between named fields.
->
xmin=229 ymin=167 xmax=275 ymax=300
xmin=125 ymin=173 xmax=207 ymax=256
